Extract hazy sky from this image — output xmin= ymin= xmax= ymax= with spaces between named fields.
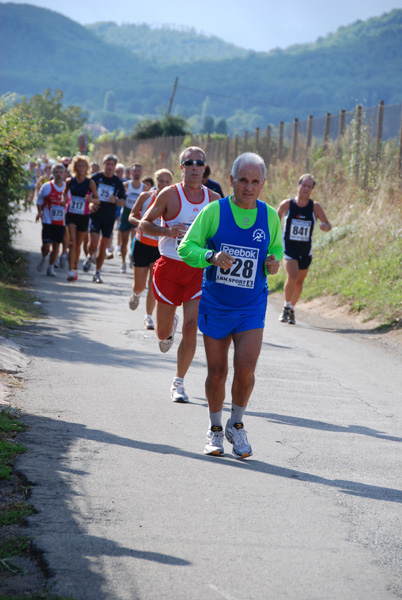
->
xmin=5 ymin=0 xmax=402 ymax=51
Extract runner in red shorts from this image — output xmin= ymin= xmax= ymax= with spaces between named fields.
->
xmin=140 ymin=147 xmax=220 ymax=403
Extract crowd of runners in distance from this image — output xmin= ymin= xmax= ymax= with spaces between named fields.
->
xmin=25 ymin=148 xmax=331 ymax=459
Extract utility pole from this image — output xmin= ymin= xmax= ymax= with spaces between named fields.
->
xmin=168 ymin=77 xmax=178 ymax=115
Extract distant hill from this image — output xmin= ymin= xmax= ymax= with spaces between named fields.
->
xmin=86 ymin=22 xmax=248 ymax=64
xmin=1 ymin=3 xmax=401 ymax=133
xmin=0 ymin=3 xmax=163 ymax=105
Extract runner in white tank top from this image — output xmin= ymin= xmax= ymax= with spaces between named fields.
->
xmin=127 ymin=169 xmax=173 ymax=330
xmin=159 ymin=182 xmax=210 ymax=261
xmin=140 ymin=147 xmax=221 ymax=403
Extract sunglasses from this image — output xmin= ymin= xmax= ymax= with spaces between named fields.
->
xmin=181 ymin=160 xmax=205 ymax=167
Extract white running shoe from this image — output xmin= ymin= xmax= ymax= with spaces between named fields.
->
xmin=129 ymin=293 xmax=140 ymax=310
xmin=67 ymin=270 xmax=75 ymax=281
xmin=59 ymin=253 xmax=68 ymax=269
xmin=37 ymin=257 xmax=46 ymax=272
xmin=204 ymin=426 xmax=224 ymax=456
xmin=120 ymin=261 xmax=127 ymax=273
xmin=225 ymin=421 xmax=253 ymax=459
xmin=105 ymin=246 xmax=114 ymax=260
xmin=83 ymin=255 xmax=92 ymax=272
xmin=93 ymin=270 xmax=103 ymax=283
xmin=144 ymin=315 xmax=154 ymax=330
xmin=170 ymin=377 xmax=189 ymax=403
xmin=46 ymin=265 xmax=56 ymax=277
xmin=159 ymin=313 xmax=179 ymax=353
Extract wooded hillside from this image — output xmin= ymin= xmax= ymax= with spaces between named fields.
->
xmin=1 ymin=3 xmax=401 ymax=133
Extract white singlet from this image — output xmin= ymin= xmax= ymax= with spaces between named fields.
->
xmin=159 ymin=183 xmax=211 ymax=262
xmin=125 ymin=181 xmax=143 ymax=210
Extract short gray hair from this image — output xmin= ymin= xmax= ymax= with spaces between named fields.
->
xmin=51 ymin=162 xmax=65 ymax=174
xmin=179 ymin=146 xmax=206 ymax=164
xmin=231 ymin=152 xmax=266 ymax=181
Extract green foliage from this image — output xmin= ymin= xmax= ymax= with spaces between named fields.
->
xmin=0 ymin=502 xmax=35 ymax=526
xmin=46 ymin=129 xmax=85 ymax=159
xmin=132 ymin=113 xmax=189 ymax=139
xmin=202 ymin=116 xmax=214 ymax=134
xmin=17 ymin=89 xmax=86 ymax=136
xmin=0 ymin=265 xmax=43 ymax=331
xmin=0 ymin=100 xmax=44 ymax=269
xmin=0 ymin=410 xmax=27 ymax=480
xmin=0 ymin=411 xmax=27 ymax=436
xmin=0 ymin=535 xmax=30 ymax=560
xmin=215 ymin=119 xmax=228 ymax=134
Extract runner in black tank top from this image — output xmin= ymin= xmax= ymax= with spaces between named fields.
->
xmin=277 ymin=174 xmax=332 ymax=325
xmin=63 ymin=155 xmax=99 ymax=282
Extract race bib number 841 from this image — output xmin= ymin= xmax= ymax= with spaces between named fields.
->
xmin=289 ymin=219 xmax=311 ymax=242
xmin=216 ymin=243 xmax=258 ymax=289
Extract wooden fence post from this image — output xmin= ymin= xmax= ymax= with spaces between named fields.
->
xmin=323 ymin=113 xmax=331 ymax=152
xmin=278 ymin=121 xmax=284 ymax=160
xmin=216 ymin=138 xmax=221 ymax=164
xmin=291 ymin=118 xmax=298 ymax=162
xmin=305 ymin=115 xmax=313 ymax=170
xmin=243 ymin=131 xmax=248 ymax=153
xmin=376 ymin=100 xmax=384 ymax=163
xmin=398 ymin=103 xmax=402 ymax=186
xmin=234 ymin=134 xmax=239 ymax=158
xmin=354 ymin=106 xmax=363 ymax=184
xmin=265 ymin=125 xmax=271 ymax=167
xmin=337 ymin=109 xmax=346 ymax=157
xmin=225 ymin=135 xmax=230 ymax=169
xmin=255 ymin=128 xmax=260 ymax=154
xmin=338 ymin=109 xmax=346 ymax=137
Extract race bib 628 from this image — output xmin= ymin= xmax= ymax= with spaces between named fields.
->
xmin=216 ymin=243 xmax=259 ymax=289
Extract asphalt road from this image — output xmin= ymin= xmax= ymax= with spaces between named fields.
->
xmin=12 ymin=211 xmax=402 ymax=600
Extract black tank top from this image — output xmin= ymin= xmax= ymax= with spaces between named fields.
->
xmin=69 ymin=177 xmax=91 ymax=198
xmin=283 ymin=198 xmax=315 ymax=254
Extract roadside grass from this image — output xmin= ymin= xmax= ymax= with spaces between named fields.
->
xmin=0 ymin=248 xmax=42 ymax=335
xmin=301 ymin=190 xmax=402 ymax=326
xmin=0 ymin=410 xmax=27 ymax=482
xmin=239 ymin=137 xmax=402 ymax=330
xmin=0 ymin=410 xmax=68 ymax=599
xmin=0 ymin=535 xmax=31 ymax=576
xmin=0 ymin=279 xmax=40 ymax=333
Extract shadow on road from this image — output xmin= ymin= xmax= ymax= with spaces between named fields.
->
xmin=252 ymin=411 xmax=402 ymax=444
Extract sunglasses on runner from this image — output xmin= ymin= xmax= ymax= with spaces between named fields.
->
xmin=181 ymin=160 xmax=206 ymax=167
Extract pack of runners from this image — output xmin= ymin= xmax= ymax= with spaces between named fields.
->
xmin=31 ymin=148 xmax=330 ymax=459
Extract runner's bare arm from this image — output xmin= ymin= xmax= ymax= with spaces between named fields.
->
xmin=128 ymin=191 xmax=151 ymax=226
xmin=140 ymin=187 xmax=186 ymax=238
xmin=62 ymin=178 xmax=71 ymax=204
xmin=89 ymin=179 xmax=100 ymax=203
xmin=277 ymin=199 xmax=291 ymax=220
xmin=314 ymin=202 xmax=332 ymax=231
